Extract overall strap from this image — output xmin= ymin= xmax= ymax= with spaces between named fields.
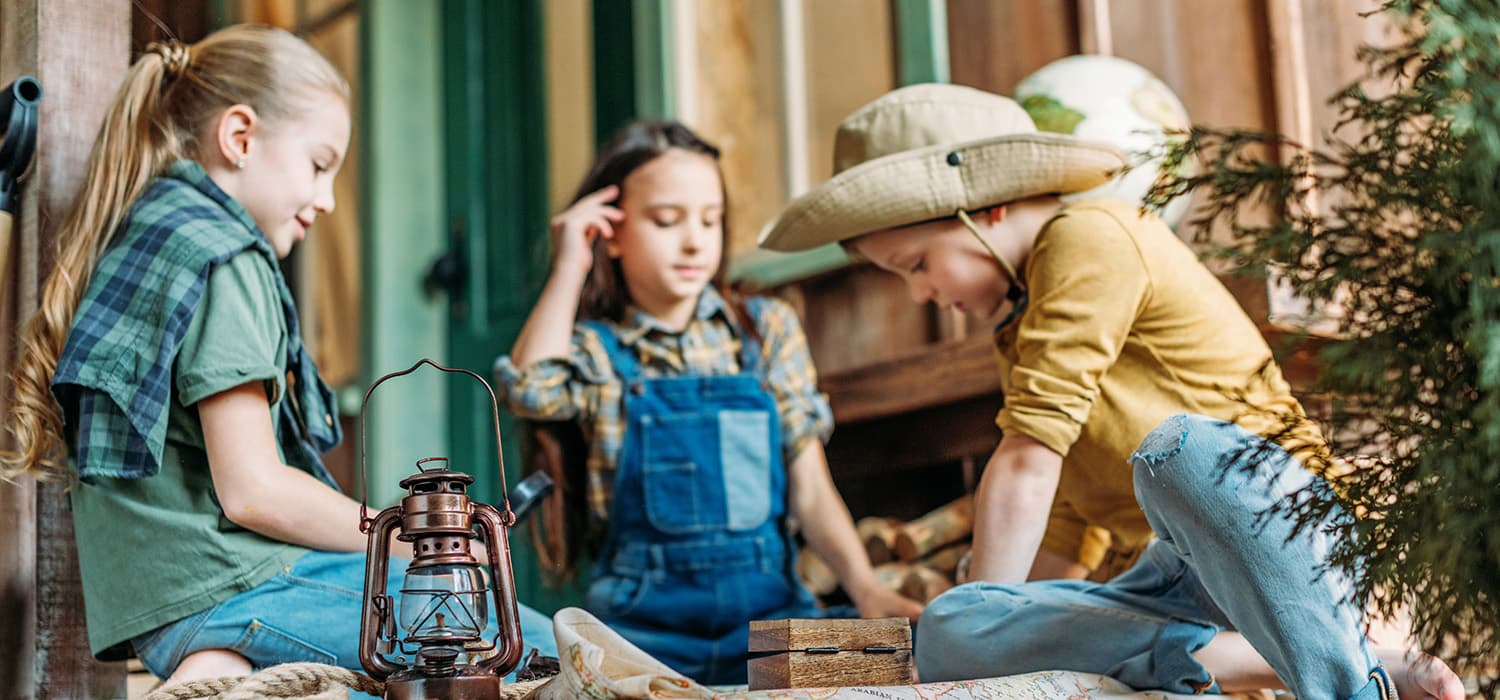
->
xmin=736 ymin=296 xmax=769 ymax=375
xmin=580 ymin=319 xmax=641 ymax=383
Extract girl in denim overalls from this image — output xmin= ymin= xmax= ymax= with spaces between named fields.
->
xmin=497 ymin=121 xmax=922 ymax=684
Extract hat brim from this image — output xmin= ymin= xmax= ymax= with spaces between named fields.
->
xmin=758 ymin=133 xmax=1127 ymax=252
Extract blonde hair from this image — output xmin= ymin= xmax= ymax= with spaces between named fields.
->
xmin=2 ymin=25 xmax=348 ymax=481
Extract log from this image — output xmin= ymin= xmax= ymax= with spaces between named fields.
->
xmin=857 ymin=516 xmax=901 ymax=565
xmin=915 ymin=541 xmax=969 ymax=575
xmin=894 ymin=493 xmax=974 ymax=561
xmin=899 ymin=565 xmax=954 ymax=603
xmin=796 ymin=547 xmax=838 ymax=596
xmin=871 ymin=561 xmax=911 ymax=592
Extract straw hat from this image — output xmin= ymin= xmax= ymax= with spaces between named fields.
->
xmin=758 ymin=83 xmax=1127 ymax=252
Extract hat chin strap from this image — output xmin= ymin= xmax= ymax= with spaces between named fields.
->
xmin=956 ymin=209 xmax=1024 ymax=298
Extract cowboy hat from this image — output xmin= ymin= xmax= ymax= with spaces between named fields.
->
xmin=758 ymin=83 xmax=1127 ymax=252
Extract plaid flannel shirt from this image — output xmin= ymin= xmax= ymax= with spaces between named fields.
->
xmin=494 ymin=287 xmax=834 ymax=524
xmin=52 ymin=160 xmax=341 ymax=483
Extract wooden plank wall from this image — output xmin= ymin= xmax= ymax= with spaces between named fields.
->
xmin=303 ymin=9 xmax=362 ymax=392
xmin=800 ymin=0 xmax=1389 ymax=379
xmin=946 ymin=0 xmax=1079 ymax=91
xmin=544 ymin=0 xmax=595 ymax=215
xmin=1 ymin=1 xmax=131 ymax=697
xmin=690 ymin=0 xmax=787 ymax=264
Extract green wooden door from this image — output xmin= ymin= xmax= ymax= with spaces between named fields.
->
xmin=433 ymin=0 xmax=718 ymax=615
xmin=438 ymin=0 xmax=582 ymax=614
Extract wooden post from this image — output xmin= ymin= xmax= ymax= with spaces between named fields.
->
xmin=0 ymin=1 xmax=129 ymax=697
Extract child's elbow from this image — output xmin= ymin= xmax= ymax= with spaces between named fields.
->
xmin=217 ymin=490 xmax=281 ymax=532
xmin=505 ymin=392 xmax=578 ymax=421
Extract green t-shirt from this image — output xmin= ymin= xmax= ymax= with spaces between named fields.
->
xmin=71 ymin=250 xmax=311 ymax=657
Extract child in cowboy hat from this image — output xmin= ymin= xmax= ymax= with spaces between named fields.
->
xmin=759 ymin=83 xmax=1462 ymax=700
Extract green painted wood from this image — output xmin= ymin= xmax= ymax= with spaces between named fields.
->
xmin=441 ymin=0 xmax=586 ymax=615
xmin=206 ymin=0 xmax=233 ymax=29
xmin=631 ymin=0 xmax=675 ymax=119
xmin=591 ymin=0 xmax=675 ymax=145
xmin=591 ymin=0 xmax=637 ymax=146
xmin=360 ymin=0 xmax=450 ymax=508
xmin=893 ymin=0 xmax=950 ymax=85
xmin=728 ymin=244 xmax=855 ymax=289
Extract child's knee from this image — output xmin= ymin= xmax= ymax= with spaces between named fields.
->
xmin=915 ymin=582 xmax=1033 ymax=682
xmin=1130 ymin=413 xmax=1243 ymax=502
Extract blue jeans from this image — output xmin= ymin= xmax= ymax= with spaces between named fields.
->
xmin=916 ymin=413 xmax=1392 ymax=700
xmin=133 ymin=550 xmax=557 ymax=694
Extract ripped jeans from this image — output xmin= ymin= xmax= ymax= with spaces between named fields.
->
xmin=916 ymin=414 xmax=1394 ymax=700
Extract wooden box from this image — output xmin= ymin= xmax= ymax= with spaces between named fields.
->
xmin=746 ymin=617 xmax=914 ymax=690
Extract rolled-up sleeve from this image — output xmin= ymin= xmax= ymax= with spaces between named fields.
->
xmin=996 ymin=210 xmax=1152 ymax=456
xmin=493 ymin=326 xmax=611 ymax=423
xmin=758 ymin=298 xmax=835 ymax=463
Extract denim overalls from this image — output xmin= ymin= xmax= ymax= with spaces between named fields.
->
xmin=581 ymin=300 xmax=847 ymax=684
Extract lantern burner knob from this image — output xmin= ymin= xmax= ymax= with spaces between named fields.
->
xmin=417 ymin=646 xmax=460 ymax=677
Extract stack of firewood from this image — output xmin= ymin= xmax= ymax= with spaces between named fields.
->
xmin=797 ymin=494 xmax=973 ymax=605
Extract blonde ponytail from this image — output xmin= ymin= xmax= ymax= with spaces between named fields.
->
xmin=2 ymin=26 xmax=347 ymax=481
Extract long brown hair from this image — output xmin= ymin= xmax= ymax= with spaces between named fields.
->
xmin=570 ymin=119 xmax=748 ymax=322
xmin=1 ymin=25 xmax=347 ymax=482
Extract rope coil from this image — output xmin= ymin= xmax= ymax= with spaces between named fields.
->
xmin=143 ymin=662 xmax=548 ymax=700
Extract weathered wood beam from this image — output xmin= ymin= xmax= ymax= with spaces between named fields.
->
xmin=822 ymin=334 xmax=1002 ymax=425
xmin=1 ymin=0 xmax=130 ymax=697
xmin=819 ymin=313 xmax=1322 ymax=430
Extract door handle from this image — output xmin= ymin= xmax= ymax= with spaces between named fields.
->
xmin=424 ymin=219 xmax=468 ymax=299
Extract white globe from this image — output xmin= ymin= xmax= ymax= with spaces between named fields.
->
xmin=1014 ymin=55 xmax=1193 ymax=228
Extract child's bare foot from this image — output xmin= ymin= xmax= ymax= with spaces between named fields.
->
xmin=1377 ymin=646 xmax=1465 ymax=700
xmin=160 ymin=648 xmax=250 ymax=688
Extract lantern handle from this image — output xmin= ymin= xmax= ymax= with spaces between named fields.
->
xmin=357 ymin=358 xmax=513 ymax=531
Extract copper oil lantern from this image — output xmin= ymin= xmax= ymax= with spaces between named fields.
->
xmin=356 ymin=359 xmax=525 ymax=699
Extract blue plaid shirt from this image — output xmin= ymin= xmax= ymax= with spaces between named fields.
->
xmin=52 ymin=160 xmax=341 ymax=483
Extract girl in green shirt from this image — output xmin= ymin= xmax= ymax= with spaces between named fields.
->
xmin=1 ymin=25 xmax=552 ymax=692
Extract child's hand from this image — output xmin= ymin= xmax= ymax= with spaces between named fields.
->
xmin=853 ymin=586 xmax=925 ymax=622
xmin=550 ymin=185 xmax=624 ymax=277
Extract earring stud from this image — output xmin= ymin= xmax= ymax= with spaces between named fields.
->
xmin=235 ymin=159 xmax=245 ymax=169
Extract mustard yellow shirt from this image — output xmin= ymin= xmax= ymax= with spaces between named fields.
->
xmin=993 ymin=199 xmax=1322 ymax=570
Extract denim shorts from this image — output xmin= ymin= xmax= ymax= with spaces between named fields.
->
xmin=132 ymin=550 xmax=557 ymax=686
